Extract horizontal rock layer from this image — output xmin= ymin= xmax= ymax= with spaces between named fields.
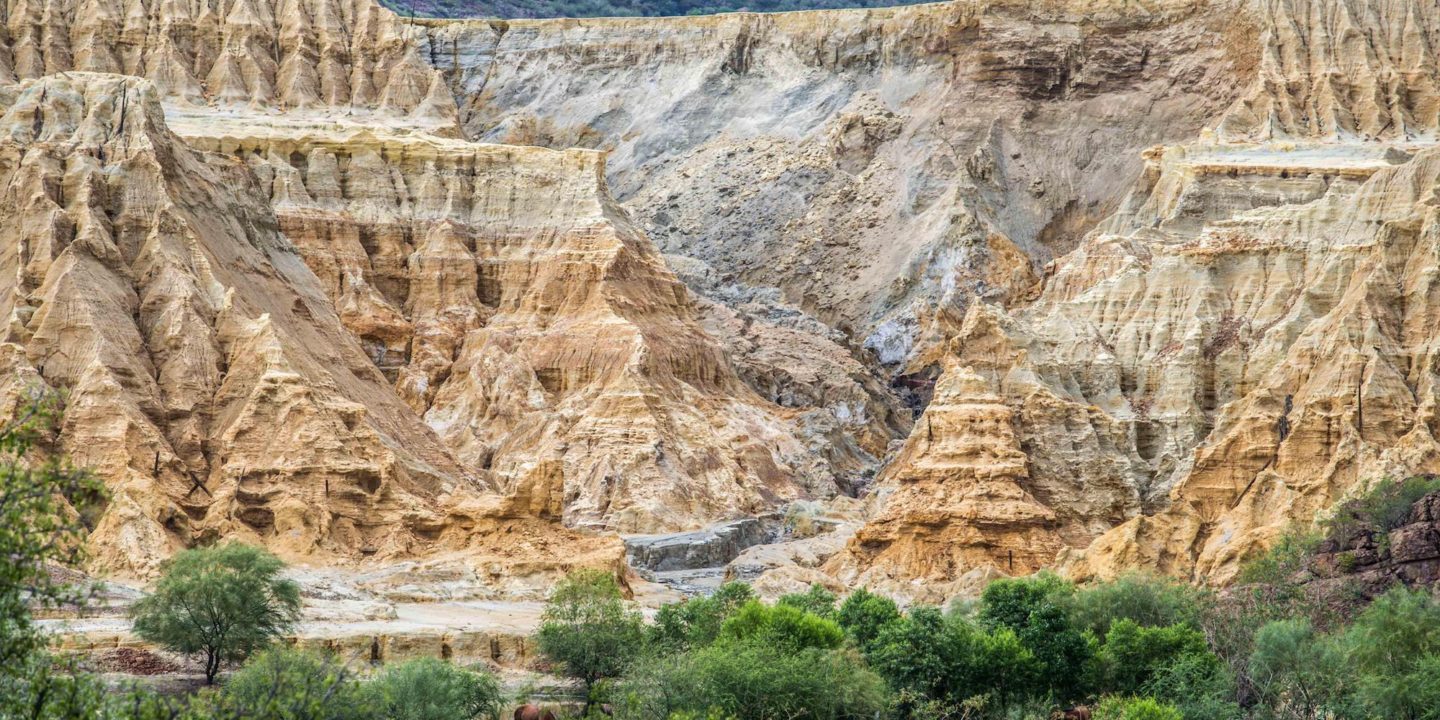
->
xmin=0 ymin=72 xmax=622 ymax=584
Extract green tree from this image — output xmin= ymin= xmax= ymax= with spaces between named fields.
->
xmin=868 ymin=606 xmax=1039 ymax=715
xmin=0 ymin=392 xmax=113 ymax=720
xmin=979 ymin=574 xmax=1095 ymax=703
xmin=197 ymin=646 xmax=372 ymax=720
xmin=1068 ymin=573 xmax=1204 ymax=637
xmin=1247 ymin=618 xmax=1349 ymax=720
xmin=537 ymin=569 xmax=644 ymax=707
xmin=1343 ymin=587 xmax=1440 ymax=720
xmin=1093 ymin=696 xmax=1184 ymax=720
xmin=777 ymin=584 xmax=837 ymax=619
xmin=1141 ymin=653 xmax=1241 ymax=720
xmin=131 ymin=543 xmax=301 ymax=683
xmin=648 ymin=582 xmax=753 ymax=652
xmin=0 ymin=393 xmax=106 ymax=668
xmin=719 ymin=601 xmax=844 ymax=652
xmin=1098 ymin=620 xmax=1209 ymax=695
xmin=617 ymin=637 xmax=885 ymax=720
xmin=367 ymin=657 xmax=504 ymax=720
xmin=835 ymin=587 xmax=900 ymax=654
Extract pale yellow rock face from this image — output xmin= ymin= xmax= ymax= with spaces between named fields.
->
xmin=7 ymin=0 xmax=1439 ymax=599
xmin=0 ymin=0 xmax=892 ymax=577
xmin=806 ymin=0 xmax=1440 ymax=593
xmin=185 ymin=123 xmax=843 ymax=534
xmin=423 ymin=0 xmax=1255 ymax=368
xmin=0 ymin=0 xmax=458 ymax=132
xmin=0 ymin=73 xmax=622 ymax=586
xmin=825 ymin=360 xmax=1063 ymax=604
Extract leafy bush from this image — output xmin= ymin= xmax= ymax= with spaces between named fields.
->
xmin=719 ymin=601 xmax=844 ymax=652
xmin=367 ymin=657 xmax=504 ymax=720
xmin=1099 ymin=620 xmax=1209 ymax=695
xmin=979 ymin=574 xmax=1095 ymax=703
xmin=132 ymin=543 xmax=301 ymax=683
xmin=537 ymin=569 xmax=645 ymax=704
xmin=616 ymin=638 xmax=885 ymax=720
xmin=777 ymin=584 xmax=837 ymax=619
xmin=0 ymin=393 xmax=106 ymax=670
xmin=868 ymin=606 xmax=1039 ymax=714
xmin=835 ymin=587 xmax=901 ymax=654
xmin=201 ymin=647 xmax=371 ymax=720
xmin=1068 ymin=573 xmax=1204 ymax=637
xmin=1093 ymin=696 xmax=1183 ymax=720
xmin=1343 ymin=587 xmax=1440 ymax=719
xmin=649 ymin=582 xmax=753 ymax=652
xmin=1321 ymin=475 xmax=1440 ymax=545
xmin=1247 ymin=619 xmax=1350 ymax=719
xmin=1141 ymin=653 xmax=1240 ymax=720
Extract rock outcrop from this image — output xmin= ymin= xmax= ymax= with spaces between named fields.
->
xmin=0 ymin=0 xmax=459 ymax=132
xmin=1309 ymin=488 xmax=1440 ymax=599
xmin=9 ymin=0 xmax=1440 ymax=599
xmin=825 ymin=360 xmax=1062 ymax=603
xmin=419 ymin=0 xmax=1256 ymax=369
xmin=179 ymin=122 xmax=845 ymax=533
xmin=0 ymin=73 xmax=621 ymax=584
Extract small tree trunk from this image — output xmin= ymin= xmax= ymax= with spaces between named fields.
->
xmin=205 ymin=650 xmax=220 ymax=684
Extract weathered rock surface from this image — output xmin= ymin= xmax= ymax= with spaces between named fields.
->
xmin=824 ymin=360 xmax=1064 ymax=603
xmin=626 ymin=518 xmax=770 ymax=572
xmin=420 ymin=0 xmax=1256 ymax=369
xmin=184 ymin=122 xmax=846 ymax=533
xmin=755 ymin=0 xmax=1440 ymax=594
xmin=0 ymin=0 xmax=460 ymax=132
xmin=1306 ymin=489 xmax=1440 ymax=600
xmin=10 ymin=0 xmax=1440 ymax=601
xmin=0 ymin=72 xmax=621 ymax=585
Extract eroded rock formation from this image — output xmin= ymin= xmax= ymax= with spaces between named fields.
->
xmin=0 ymin=73 xmax=621 ymax=586
xmin=826 ymin=360 xmax=1061 ymax=603
xmin=419 ymin=0 xmax=1256 ymax=370
xmin=7 ymin=0 xmax=1440 ymax=599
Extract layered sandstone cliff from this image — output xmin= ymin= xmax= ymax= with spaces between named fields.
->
xmin=418 ymin=0 xmax=1256 ymax=371
xmin=824 ymin=0 xmax=1440 ymax=592
xmin=825 ymin=359 xmax=1061 ymax=603
xmin=0 ymin=73 xmax=621 ymax=585
xmin=9 ymin=0 xmax=1440 ymax=598
xmin=0 ymin=0 xmax=913 ymax=577
xmin=184 ymin=120 xmax=850 ymax=533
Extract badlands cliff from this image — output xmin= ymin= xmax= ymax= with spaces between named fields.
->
xmin=3 ymin=0 xmax=1439 ymax=599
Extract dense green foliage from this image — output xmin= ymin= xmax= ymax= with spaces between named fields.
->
xmin=0 ymin=393 xmax=122 ymax=720
xmin=1093 ymin=696 xmax=1184 ymax=720
xmin=197 ymin=647 xmax=371 ymax=720
xmin=529 ymin=489 xmax=1440 ymax=720
xmin=537 ymin=568 xmax=646 ymax=705
xmin=379 ymin=0 xmax=931 ymax=21
xmin=618 ymin=636 xmax=886 ymax=719
xmin=0 ymin=394 xmax=106 ymax=668
xmin=649 ymin=581 xmax=754 ymax=652
xmin=367 ymin=657 xmax=505 ymax=720
xmin=131 ymin=543 xmax=302 ymax=683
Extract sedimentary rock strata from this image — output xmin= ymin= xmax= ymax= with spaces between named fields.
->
xmin=0 ymin=73 xmax=620 ymax=583
xmin=825 ymin=360 xmax=1063 ymax=603
xmin=8 ymin=0 xmax=1440 ymax=599
xmin=419 ymin=0 xmax=1255 ymax=370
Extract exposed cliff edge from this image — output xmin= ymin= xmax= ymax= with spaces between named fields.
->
xmin=0 ymin=73 xmax=622 ymax=589
xmin=5 ymin=0 xmax=1440 ymax=599
xmin=418 ymin=0 xmax=1257 ymax=371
